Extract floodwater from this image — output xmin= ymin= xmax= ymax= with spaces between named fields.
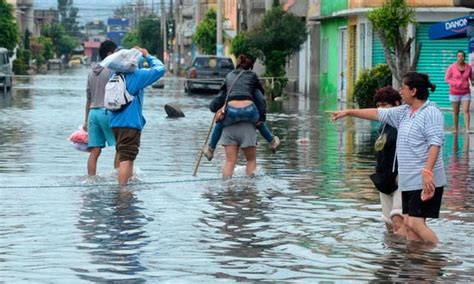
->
xmin=1 ymin=67 xmax=474 ymax=282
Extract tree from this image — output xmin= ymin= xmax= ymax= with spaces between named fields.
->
xmin=122 ymin=30 xmax=140 ymax=49
xmin=138 ymin=15 xmax=162 ymax=59
xmin=247 ymin=6 xmax=307 ymax=87
xmin=354 ymin=64 xmax=392 ymax=108
xmin=41 ymin=23 xmax=78 ymax=59
xmin=192 ymin=9 xmax=217 ymax=55
xmin=37 ymin=36 xmax=54 ymax=60
xmin=368 ymin=0 xmax=420 ymax=88
xmin=58 ymin=0 xmax=80 ymax=37
xmin=0 ymin=0 xmax=19 ymax=51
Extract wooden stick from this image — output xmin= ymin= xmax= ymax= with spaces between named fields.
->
xmin=193 ymin=114 xmax=216 ymax=176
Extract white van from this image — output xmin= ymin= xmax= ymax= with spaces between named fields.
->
xmin=0 ymin=47 xmax=13 ymax=92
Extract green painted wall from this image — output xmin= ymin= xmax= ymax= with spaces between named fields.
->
xmin=321 ymin=0 xmax=347 ymax=16
xmin=320 ymin=18 xmax=347 ymax=111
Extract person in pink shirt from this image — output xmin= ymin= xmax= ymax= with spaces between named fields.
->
xmin=445 ymin=50 xmax=473 ymax=133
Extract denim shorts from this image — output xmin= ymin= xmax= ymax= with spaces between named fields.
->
xmin=88 ymin=108 xmax=116 ymax=148
xmin=221 ymin=104 xmax=259 ymax=127
xmin=449 ymin=94 xmax=471 ymax=102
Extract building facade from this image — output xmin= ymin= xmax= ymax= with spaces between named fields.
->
xmin=314 ymin=0 xmax=474 ymax=109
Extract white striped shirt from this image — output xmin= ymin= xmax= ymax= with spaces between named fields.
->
xmin=377 ymin=101 xmax=447 ymax=191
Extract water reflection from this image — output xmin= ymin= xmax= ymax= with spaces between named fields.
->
xmin=372 ymin=239 xmax=450 ymax=282
xmin=0 ymin=89 xmax=34 ymax=173
xmin=75 ymin=186 xmax=149 ymax=282
xmin=203 ymin=181 xmax=270 ymax=258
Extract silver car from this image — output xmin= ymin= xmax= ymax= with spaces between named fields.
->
xmin=0 ymin=48 xmax=13 ymax=93
xmin=184 ymin=55 xmax=234 ymax=94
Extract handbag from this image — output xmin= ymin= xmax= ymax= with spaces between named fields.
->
xmin=215 ymin=70 xmax=245 ymax=122
xmin=369 ymin=171 xmax=398 ymax=194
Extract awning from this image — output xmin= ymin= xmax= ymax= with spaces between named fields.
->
xmin=428 ymin=15 xmax=474 ymax=40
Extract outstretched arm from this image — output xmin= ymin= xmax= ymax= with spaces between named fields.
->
xmin=332 ymin=108 xmax=379 ymax=121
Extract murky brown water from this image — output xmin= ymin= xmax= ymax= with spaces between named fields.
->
xmin=1 ymin=67 xmax=473 ymax=282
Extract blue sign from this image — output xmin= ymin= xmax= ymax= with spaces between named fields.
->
xmin=107 ymin=31 xmax=126 ymax=46
xmin=107 ymin=18 xmax=129 ymax=26
xmin=428 ymin=16 xmax=473 ymax=40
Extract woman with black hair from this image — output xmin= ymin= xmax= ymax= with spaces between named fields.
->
xmin=332 ymin=72 xmax=446 ymax=244
xmin=445 ymin=50 xmax=472 ymax=133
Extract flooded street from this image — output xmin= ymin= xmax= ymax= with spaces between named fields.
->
xmin=1 ymin=67 xmax=474 ymax=282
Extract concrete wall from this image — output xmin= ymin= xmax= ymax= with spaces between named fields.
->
xmin=350 ymin=0 xmax=454 ymax=9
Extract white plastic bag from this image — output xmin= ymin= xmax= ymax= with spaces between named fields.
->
xmin=100 ymin=48 xmax=142 ymax=73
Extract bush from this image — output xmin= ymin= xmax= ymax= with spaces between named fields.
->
xmin=12 ymin=58 xmax=28 ymax=75
xmin=353 ymin=64 xmax=392 ymax=108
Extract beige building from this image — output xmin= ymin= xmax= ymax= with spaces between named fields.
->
xmin=10 ymin=0 xmax=34 ymax=36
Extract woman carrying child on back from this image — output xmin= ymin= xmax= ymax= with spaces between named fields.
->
xmin=202 ymin=53 xmax=280 ymax=161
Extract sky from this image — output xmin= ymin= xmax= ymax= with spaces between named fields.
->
xmin=33 ymin=0 xmax=170 ymax=24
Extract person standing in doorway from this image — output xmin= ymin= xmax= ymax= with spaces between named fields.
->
xmin=83 ymin=40 xmax=119 ymax=176
xmin=332 ymin=72 xmax=446 ymax=245
xmin=445 ymin=50 xmax=473 ymax=133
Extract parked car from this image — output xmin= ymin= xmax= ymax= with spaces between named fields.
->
xmin=0 ymin=47 xmax=13 ymax=93
xmin=184 ymin=55 xmax=234 ymax=94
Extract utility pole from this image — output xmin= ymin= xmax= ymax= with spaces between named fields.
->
xmin=174 ymin=0 xmax=181 ymax=74
xmin=179 ymin=1 xmax=184 ymax=68
xmin=265 ymin=0 xmax=272 ymax=11
xmin=216 ymin=0 xmax=223 ymax=56
xmin=161 ymin=0 xmax=167 ymax=68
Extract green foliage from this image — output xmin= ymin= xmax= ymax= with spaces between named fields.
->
xmin=138 ymin=15 xmax=162 ymax=59
xmin=30 ymin=36 xmax=54 ymax=67
xmin=41 ymin=23 xmax=77 ymax=58
xmin=37 ymin=36 xmax=54 ymax=60
xmin=24 ymin=29 xmax=31 ymax=50
xmin=12 ymin=49 xmax=30 ymax=75
xmin=58 ymin=0 xmax=80 ymax=37
xmin=122 ymin=30 xmax=140 ymax=49
xmin=251 ymin=8 xmax=306 ymax=74
xmin=0 ymin=0 xmax=19 ymax=51
xmin=353 ymin=64 xmax=392 ymax=108
xmin=12 ymin=58 xmax=28 ymax=75
xmin=230 ymin=32 xmax=260 ymax=61
xmin=246 ymin=6 xmax=307 ymax=95
xmin=368 ymin=0 xmax=414 ymax=48
xmin=193 ymin=9 xmax=217 ymax=55
xmin=41 ymin=23 xmax=65 ymax=57
xmin=58 ymin=35 xmax=78 ymax=56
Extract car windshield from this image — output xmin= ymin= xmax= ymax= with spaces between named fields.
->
xmin=193 ymin=57 xmax=234 ymax=69
xmin=0 ymin=53 xmax=7 ymax=65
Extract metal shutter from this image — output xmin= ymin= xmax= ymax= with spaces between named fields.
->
xmin=416 ymin=23 xmax=468 ymax=108
xmin=372 ymin=35 xmax=385 ymax=66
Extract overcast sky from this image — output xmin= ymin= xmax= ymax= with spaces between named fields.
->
xmin=33 ymin=0 xmax=170 ymax=24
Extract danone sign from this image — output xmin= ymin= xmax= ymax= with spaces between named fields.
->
xmin=428 ymin=16 xmax=473 ymax=40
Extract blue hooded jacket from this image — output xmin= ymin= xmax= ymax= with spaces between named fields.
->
xmin=109 ymin=55 xmax=166 ymax=130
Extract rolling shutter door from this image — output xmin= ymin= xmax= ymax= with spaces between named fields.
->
xmin=372 ymin=35 xmax=385 ymax=66
xmin=416 ymin=23 xmax=468 ymax=108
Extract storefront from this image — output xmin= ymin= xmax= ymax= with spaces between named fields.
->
xmin=427 ymin=16 xmax=474 ymax=108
